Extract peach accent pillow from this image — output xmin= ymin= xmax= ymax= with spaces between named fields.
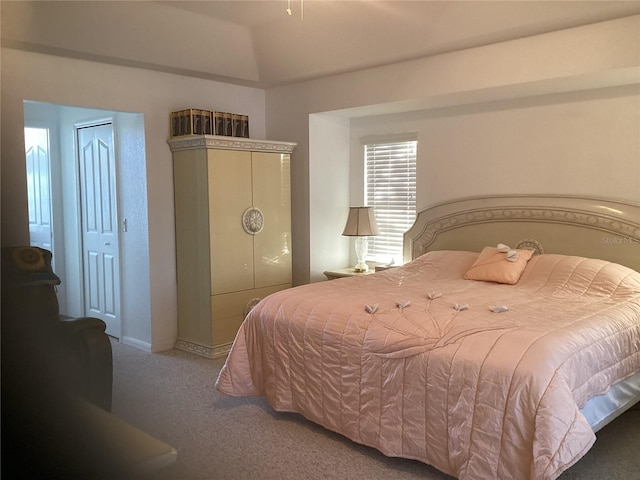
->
xmin=464 ymin=246 xmax=535 ymax=284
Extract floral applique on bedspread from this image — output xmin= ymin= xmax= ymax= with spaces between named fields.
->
xmin=363 ymin=293 xmax=518 ymax=359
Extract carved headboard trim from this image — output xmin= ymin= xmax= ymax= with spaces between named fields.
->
xmin=404 ymin=195 xmax=640 ymax=270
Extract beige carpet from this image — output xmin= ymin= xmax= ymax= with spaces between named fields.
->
xmin=111 ymin=340 xmax=640 ymax=480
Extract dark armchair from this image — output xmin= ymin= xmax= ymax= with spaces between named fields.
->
xmin=2 ymin=247 xmax=179 ymax=479
xmin=2 ymin=246 xmax=117 ymax=478
xmin=1 ymin=246 xmax=113 ymax=412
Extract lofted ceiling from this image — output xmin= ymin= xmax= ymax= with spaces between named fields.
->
xmin=2 ymin=1 xmax=639 ymax=88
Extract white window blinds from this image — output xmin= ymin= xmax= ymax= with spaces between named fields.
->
xmin=364 ymin=139 xmax=417 ymax=264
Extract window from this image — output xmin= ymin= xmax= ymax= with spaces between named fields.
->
xmin=364 ymin=139 xmax=417 ymax=265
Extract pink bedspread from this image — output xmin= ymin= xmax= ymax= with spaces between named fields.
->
xmin=216 ymin=251 xmax=640 ymax=479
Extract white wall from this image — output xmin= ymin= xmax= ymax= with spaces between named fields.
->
xmin=308 ymin=114 xmax=351 ymax=281
xmin=1 ymin=49 xmax=266 ymax=351
xmin=265 ymin=16 xmax=640 ymax=282
xmin=351 ymin=85 xmax=640 ymax=211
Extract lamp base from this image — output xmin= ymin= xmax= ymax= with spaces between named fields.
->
xmin=353 ymin=236 xmax=370 ymax=273
xmin=353 ymin=262 xmax=369 ymax=273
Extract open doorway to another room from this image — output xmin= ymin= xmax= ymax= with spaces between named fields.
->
xmin=23 ymin=100 xmax=148 ymax=341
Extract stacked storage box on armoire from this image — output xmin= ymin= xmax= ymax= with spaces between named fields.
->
xmin=168 ymin=109 xmax=296 ymax=357
xmin=170 ymin=109 xmax=249 ymax=138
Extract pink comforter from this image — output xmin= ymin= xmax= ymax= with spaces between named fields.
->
xmin=216 ymin=251 xmax=640 ymax=479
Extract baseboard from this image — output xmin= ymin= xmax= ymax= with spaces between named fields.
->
xmin=121 ymin=336 xmax=152 ymax=352
xmin=150 ymin=337 xmax=180 ymax=353
xmin=174 ymin=338 xmax=232 ymax=358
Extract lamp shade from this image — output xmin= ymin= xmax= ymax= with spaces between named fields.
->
xmin=342 ymin=207 xmax=379 ymax=237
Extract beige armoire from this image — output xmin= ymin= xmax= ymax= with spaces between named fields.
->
xmin=169 ymin=135 xmax=296 ymax=357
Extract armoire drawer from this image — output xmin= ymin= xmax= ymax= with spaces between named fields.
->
xmin=211 ymin=284 xmax=291 ymax=347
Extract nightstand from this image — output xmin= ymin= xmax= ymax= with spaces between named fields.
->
xmin=323 ymin=267 xmax=377 ymax=280
xmin=374 ymin=265 xmax=398 ymax=272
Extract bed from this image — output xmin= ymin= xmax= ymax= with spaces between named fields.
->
xmin=216 ymin=195 xmax=640 ymax=480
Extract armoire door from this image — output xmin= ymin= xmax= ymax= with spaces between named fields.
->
xmin=208 ymin=149 xmax=254 ymax=295
xmin=252 ymin=152 xmax=292 ymax=289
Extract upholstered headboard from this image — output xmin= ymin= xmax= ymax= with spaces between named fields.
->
xmin=404 ymin=195 xmax=640 ymax=272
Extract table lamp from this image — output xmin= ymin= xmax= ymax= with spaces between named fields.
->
xmin=342 ymin=206 xmax=379 ymax=273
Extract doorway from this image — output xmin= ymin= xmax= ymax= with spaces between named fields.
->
xmin=23 ymin=100 xmax=151 ymax=348
xmin=24 ymin=105 xmax=123 ymax=339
